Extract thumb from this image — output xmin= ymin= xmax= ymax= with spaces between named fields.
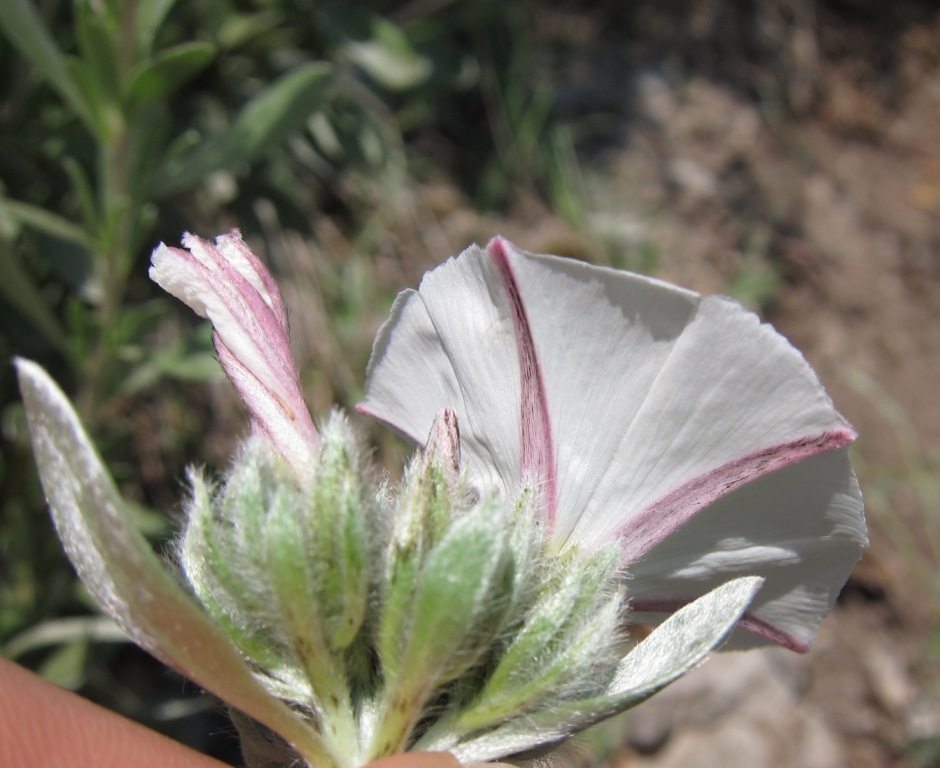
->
xmin=368 ymin=757 xmax=514 ymax=768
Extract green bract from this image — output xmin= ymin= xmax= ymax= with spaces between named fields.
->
xmin=17 ymin=359 xmax=761 ymax=768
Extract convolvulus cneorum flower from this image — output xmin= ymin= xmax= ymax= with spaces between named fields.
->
xmin=17 ymin=232 xmax=865 ymax=768
xmin=361 ymin=236 xmax=867 ymax=653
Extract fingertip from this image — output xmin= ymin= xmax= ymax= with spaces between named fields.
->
xmin=0 ymin=657 xmax=227 ymax=768
xmin=366 ymin=752 xmax=462 ymax=768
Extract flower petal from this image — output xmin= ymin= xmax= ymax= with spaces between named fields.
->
xmin=362 ymin=242 xmax=559 ymax=523
xmin=489 ymin=238 xmax=558 ymax=525
xmin=16 ymin=359 xmax=327 ymax=764
xmin=627 ymin=448 xmax=865 ymax=651
xmin=360 ymin=238 xmax=866 ymax=648
xmin=359 ymin=245 xmax=521 ymax=500
xmin=150 ymin=231 xmax=318 ymax=477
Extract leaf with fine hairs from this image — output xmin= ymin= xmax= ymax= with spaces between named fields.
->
xmin=16 ymin=359 xmax=328 ymax=765
xmin=423 ymin=576 xmax=764 ymax=762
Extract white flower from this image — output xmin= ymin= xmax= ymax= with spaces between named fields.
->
xmin=150 ymin=230 xmax=319 ymax=478
xmin=359 ymin=236 xmax=868 ymax=651
xmin=17 ymin=233 xmax=784 ymax=768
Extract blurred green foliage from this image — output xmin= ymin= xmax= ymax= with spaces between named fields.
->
xmin=847 ymin=370 xmax=940 ymax=600
xmin=0 ymin=0 xmax=585 ymax=753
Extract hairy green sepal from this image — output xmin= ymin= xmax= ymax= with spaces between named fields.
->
xmin=18 ymin=361 xmax=763 ymax=768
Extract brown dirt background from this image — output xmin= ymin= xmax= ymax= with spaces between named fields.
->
xmin=348 ymin=3 xmax=940 ymax=765
xmin=552 ymin=3 xmax=940 ymax=765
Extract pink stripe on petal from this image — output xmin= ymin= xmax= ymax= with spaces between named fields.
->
xmin=629 ymin=598 xmax=810 ymax=653
xmin=617 ymin=429 xmax=856 ymax=564
xmin=192 ymin=236 xmax=306 ymax=416
xmin=488 ymin=237 xmax=558 ymax=528
xmin=188 ymin=236 xmax=294 ymax=374
xmin=216 ymin=335 xmax=318 ymax=476
xmin=217 ymin=231 xmax=290 ymax=331
xmin=183 ymin=256 xmax=286 ymax=398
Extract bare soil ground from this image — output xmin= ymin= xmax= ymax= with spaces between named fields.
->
xmin=563 ymin=3 xmax=940 ymax=766
xmin=370 ymin=3 xmax=940 ymax=765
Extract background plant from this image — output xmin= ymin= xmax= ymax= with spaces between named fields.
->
xmin=0 ymin=0 xmax=591 ymax=758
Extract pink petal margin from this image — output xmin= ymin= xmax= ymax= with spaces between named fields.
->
xmin=628 ymin=597 xmax=810 ymax=653
xmin=488 ymin=237 xmax=559 ymax=528
xmin=615 ymin=429 xmax=857 ymax=564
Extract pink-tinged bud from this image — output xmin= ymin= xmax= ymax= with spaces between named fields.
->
xmin=150 ymin=231 xmax=319 ymax=478
xmin=422 ymin=408 xmax=462 ymax=488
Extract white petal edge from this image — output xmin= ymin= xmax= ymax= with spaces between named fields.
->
xmin=359 ymin=245 xmax=521 ymax=498
xmin=15 ymin=359 xmax=327 ymax=764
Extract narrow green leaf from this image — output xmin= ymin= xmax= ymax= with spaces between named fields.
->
xmin=0 ymin=198 xmax=90 ymax=247
xmin=309 ymin=417 xmax=371 ymax=651
xmin=265 ymin=483 xmax=358 ymax=756
xmin=377 ymin=543 xmax=421 ymax=682
xmin=0 ymin=244 xmax=72 ymax=357
xmin=180 ymin=472 xmax=285 ymax=672
xmin=461 ymin=554 xmax=619 ymax=724
xmin=377 ymin=433 xmax=463 ymax=681
xmin=154 ymin=63 xmax=333 ymax=197
xmin=216 ymin=10 xmax=285 ymax=51
xmin=0 ymin=0 xmax=97 ymax=131
xmin=606 ymin=577 xmax=765 ymax=700
xmin=119 ymin=345 xmax=223 ymax=394
xmin=135 ymin=0 xmax=182 ymax=56
xmin=456 ymin=597 xmax=622 ymax=735
xmin=418 ymin=550 xmax=621 ymax=747
xmin=126 ymin=42 xmax=216 ymax=109
xmin=61 ymin=158 xmax=99 ymax=234
xmin=344 ymin=18 xmax=431 ymax=91
xmin=3 ymin=616 xmax=126 ymax=659
xmin=372 ymin=505 xmax=508 ymax=758
xmin=75 ymin=0 xmax=120 ymax=103
xmin=38 ymin=637 xmax=89 ymax=690
xmin=265 ymin=485 xmax=339 ymax=692
xmin=15 ymin=360 xmax=329 ymax=766
xmin=397 ymin=506 xmax=504 ymax=688
xmin=65 ymin=56 xmax=114 ymax=140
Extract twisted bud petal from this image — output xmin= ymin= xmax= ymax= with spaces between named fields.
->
xmin=150 ymin=231 xmax=318 ymax=478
